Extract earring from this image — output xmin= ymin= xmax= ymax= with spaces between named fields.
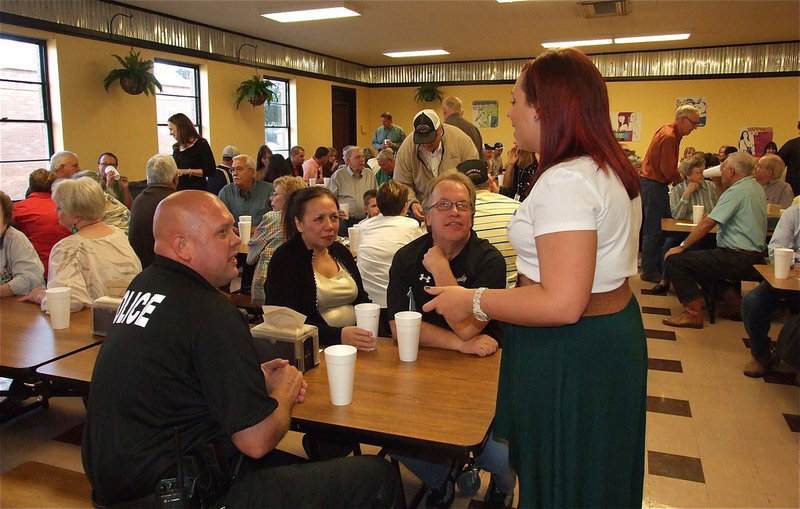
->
xmin=71 ymin=222 xmax=78 ymax=234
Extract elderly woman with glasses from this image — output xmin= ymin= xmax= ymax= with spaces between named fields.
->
xmin=21 ymin=177 xmax=141 ymax=312
xmin=247 ymin=176 xmax=306 ymax=305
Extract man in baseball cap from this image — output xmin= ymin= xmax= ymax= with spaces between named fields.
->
xmin=208 ymin=145 xmax=239 ymax=195
xmin=393 ymin=108 xmax=479 ymax=220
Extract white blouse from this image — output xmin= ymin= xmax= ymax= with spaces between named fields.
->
xmin=43 ymin=227 xmax=142 ymax=313
xmin=315 ymin=264 xmax=358 ymax=327
xmin=507 ymin=156 xmax=641 ymax=293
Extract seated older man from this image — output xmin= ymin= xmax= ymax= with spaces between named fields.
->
xmin=754 ymin=153 xmax=794 ymax=210
xmin=218 ymin=154 xmax=273 ymax=292
xmin=663 ymin=152 xmax=767 ymax=328
xmin=386 ymin=172 xmax=514 ymax=508
xmin=742 ymin=204 xmax=800 ymax=377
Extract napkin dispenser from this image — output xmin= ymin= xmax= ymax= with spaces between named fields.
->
xmin=250 ymin=306 xmax=320 ymax=372
xmin=91 ymin=296 xmax=123 ymax=336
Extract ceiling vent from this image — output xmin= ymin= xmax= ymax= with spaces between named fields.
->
xmin=579 ymin=0 xmax=630 ymax=18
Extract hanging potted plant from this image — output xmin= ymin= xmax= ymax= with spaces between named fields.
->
xmin=235 ymin=74 xmax=276 ymax=108
xmin=414 ymin=83 xmax=444 ymax=103
xmin=103 ymin=49 xmax=163 ymax=96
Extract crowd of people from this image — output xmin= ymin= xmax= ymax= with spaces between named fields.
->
xmin=2 ymin=46 xmax=798 ymax=509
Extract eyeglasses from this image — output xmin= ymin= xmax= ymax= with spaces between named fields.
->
xmin=428 ymin=200 xmax=472 ymax=212
xmin=685 ymin=117 xmax=700 ymax=126
xmin=231 ymin=167 xmax=250 ymax=173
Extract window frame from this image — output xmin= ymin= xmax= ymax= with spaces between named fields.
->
xmin=0 ymin=32 xmax=54 ymax=169
xmin=154 ymin=58 xmax=202 ymax=146
xmin=264 ymin=76 xmax=291 ymax=158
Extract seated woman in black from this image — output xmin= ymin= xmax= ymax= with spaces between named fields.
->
xmin=265 ymin=187 xmax=375 ymax=350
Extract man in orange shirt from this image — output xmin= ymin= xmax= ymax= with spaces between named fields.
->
xmin=639 ymin=105 xmax=701 ymax=282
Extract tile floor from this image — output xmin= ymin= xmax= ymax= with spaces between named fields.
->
xmin=1 ymin=277 xmax=798 ymax=508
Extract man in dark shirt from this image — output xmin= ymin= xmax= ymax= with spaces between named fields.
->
xmin=387 ymin=172 xmax=506 ymax=354
xmin=83 ymin=190 xmax=403 ymax=508
xmin=128 ymin=154 xmax=178 ymax=268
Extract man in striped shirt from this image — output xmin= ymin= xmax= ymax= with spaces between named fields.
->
xmin=458 ymin=159 xmax=521 ymax=287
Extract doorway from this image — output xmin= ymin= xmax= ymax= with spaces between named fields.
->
xmin=331 ymin=86 xmax=357 ymax=158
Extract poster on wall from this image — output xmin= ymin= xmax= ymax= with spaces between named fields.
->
xmin=472 ymin=100 xmax=498 ymax=128
xmin=612 ymin=111 xmax=642 ymax=142
xmin=739 ymin=127 xmax=773 ymax=156
xmin=675 ymin=96 xmax=708 ymax=127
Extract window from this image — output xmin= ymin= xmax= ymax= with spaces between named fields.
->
xmin=264 ymin=77 xmax=291 ymax=158
xmin=0 ymin=35 xmax=53 ymax=200
xmin=154 ymin=60 xmax=200 ymax=154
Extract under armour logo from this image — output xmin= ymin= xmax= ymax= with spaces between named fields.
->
xmin=419 ymin=273 xmax=431 ymax=284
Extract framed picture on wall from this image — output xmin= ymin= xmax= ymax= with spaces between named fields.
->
xmin=472 ymin=100 xmax=498 ymax=128
xmin=612 ymin=111 xmax=642 ymax=142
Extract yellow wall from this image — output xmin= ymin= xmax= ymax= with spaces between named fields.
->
xmin=2 ymin=23 xmax=798 ymax=182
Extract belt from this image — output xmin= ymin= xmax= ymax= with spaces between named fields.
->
xmin=722 ymin=247 xmax=764 ymax=258
xmin=516 ymin=275 xmax=632 ymax=317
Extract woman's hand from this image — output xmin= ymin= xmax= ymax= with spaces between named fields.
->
xmin=507 ymin=146 xmax=519 ymax=167
xmin=422 ymin=286 xmax=475 ymax=322
xmin=682 ymin=182 xmax=700 ymax=199
xmin=19 ymin=286 xmax=46 ymax=305
xmin=341 ymin=326 xmax=376 ymax=351
xmin=459 ymin=334 xmax=498 ymax=357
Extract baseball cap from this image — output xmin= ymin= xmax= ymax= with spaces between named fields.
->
xmin=493 ymin=142 xmax=504 ymax=150
xmin=222 ymin=145 xmax=240 ymax=159
xmin=413 ymin=109 xmax=441 ymax=144
xmin=457 ymin=159 xmax=489 ymax=186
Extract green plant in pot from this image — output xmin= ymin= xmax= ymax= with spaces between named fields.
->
xmin=413 ymin=83 xmax=444 ymax=103
xmin=235 ymin=74 xmax=276 ymax=108
xmin=103 ymin=49 xmax=163 ymax=96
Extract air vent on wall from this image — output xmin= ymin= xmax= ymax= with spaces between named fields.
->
xmin=579 ymin=0 xmax=630 ymax=18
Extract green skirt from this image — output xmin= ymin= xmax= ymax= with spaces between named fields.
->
xmin=494 ymin=296 xmax=647 ymax=508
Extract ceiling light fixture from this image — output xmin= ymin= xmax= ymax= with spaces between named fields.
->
xmin=541 ymin=39 xmax=613 ymax=48
xmin=262 ymin=6 xmax=360 ymax=23
xmin=383 ymin=49 xmax=450 ymax=58
xmin=614 ymin=33 xmax=691 ymax=44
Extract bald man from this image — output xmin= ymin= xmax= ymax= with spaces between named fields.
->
xmin=442 ymin=96 xmax=483 ymax=155
xmin=83 ymin=191 xmax=403 ymax=508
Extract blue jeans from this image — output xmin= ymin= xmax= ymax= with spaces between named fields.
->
xmin=640 ymin=178 xmax=670 ymax=275
xmin=742 ymin=281 xmax=800 ymax=359
xmin=393 ymin=431 xmax=516 ymax=493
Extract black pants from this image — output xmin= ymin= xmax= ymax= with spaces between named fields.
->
xmin=666 ymin=247 xmax=763 ymax=304
xmin=220 ymin=452 xmax=405 ymax=508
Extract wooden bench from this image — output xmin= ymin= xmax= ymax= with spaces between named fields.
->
xmin=0 ymin=461 xmax=91 ymax=508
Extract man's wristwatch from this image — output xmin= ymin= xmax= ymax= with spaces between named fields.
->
xmin=679 ymin=241 xmax=688 ymax=248
xmin=473 ymin=287 xmax=489 ymax=322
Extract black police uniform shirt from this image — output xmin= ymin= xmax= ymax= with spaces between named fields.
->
xmin=386 ymin=231 xmax=506 ymax=342
xmin=82 ymin=255 xmax=276 ymax=506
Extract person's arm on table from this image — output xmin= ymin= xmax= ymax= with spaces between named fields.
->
xmin=423 ymin=230 xmax=597 ymax=327
xmin=389 ymin=320 xmax=497 ymax=356
xmin=664 ymin=216 xmax=717 ymax=259
xmin=231 ymin=359 xmax=305 ymax=458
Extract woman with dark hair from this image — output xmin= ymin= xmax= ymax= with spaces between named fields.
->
xmin=264 ymin=187 xmax=374 ymax=349
xmin=168 ymin=113 xmax=216 ymax=191
xmin=255 ymin=144 xmax=273 ymax=180
xmin=322 ymin=147 xmax=338 ymax=178
xmin=764 ymin=141 xmax=779 ymax=155
xmin=262 ymin=153 xmax=289 ymax=183
xmin=499 ymin=142 xmax=538 ymax=201
xmin=423 ymin=48 xmax=647 ymax=508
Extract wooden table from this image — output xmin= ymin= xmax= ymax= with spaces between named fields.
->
xmin=36 ymin=344 xmax=101 ymax=393
xmin=661 ymin=217 xmax=718 ymax=233
xmin=0 ymin=298 xmax=100 ymax=377
xmin=755 ymin=264 xmax=800 ymax=291
xmin=291 ymin=337 xmax=500 ymax=458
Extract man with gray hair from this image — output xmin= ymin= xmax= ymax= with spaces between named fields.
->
xmin=219 ymin=154 xmax=273 ymax=292
xmin=129 ymin=154 xmax=179 ymax=267
xmin=639 ymin=104 xmax=701 ymax=283
xmin=50 ymin=151 xmax=81 ymax=180
xmin=443 ymin=96 xmax=483 ymax=156
xmin=663 ymin=152 xmax=767 ymax=328
xmin=329 ymin=146 xmax=377 ymax=234
xmin=753 ymin=153 xmax=794 ymax=209
xmin=374 ymin=148 xmax=395 ymax=186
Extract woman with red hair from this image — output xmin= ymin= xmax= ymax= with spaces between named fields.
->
xmin=424 ymin=48 xmax=647 ymax=508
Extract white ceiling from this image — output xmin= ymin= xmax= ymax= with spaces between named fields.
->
xmin=120 ymin=0 xmax=800 ymax=67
